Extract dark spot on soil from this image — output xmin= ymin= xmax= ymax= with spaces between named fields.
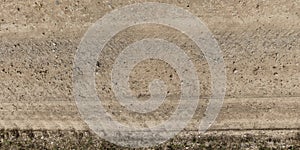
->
xmin=256 ymin=4 xmax=260 ymax=9
xmin=96 ymin=61 xmax=101 ymax=67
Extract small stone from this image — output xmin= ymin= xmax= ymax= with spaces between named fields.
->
xmin=233 ymin=68 xmax=238 ymax=74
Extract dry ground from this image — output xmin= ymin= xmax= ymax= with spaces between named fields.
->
xmin=0 ymin=0 xmax=299 ymax=149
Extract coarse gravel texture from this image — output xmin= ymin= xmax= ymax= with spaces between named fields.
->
xmin=0 ymin=130 xmax=299 ymax=149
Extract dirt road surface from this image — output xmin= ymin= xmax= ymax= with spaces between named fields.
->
xmin=0 ymin=0 xmax=299 ymax=149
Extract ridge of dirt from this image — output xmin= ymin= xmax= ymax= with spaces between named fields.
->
xmin=0 ymin=129 xmax=299 ymax=149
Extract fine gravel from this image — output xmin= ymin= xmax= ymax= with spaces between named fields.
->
xmin=0 ymin=0 xmax=299 ymax=149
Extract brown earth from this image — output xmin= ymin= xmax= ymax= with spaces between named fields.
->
xmin=0 ymin=0 xmax=299 ymax=149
